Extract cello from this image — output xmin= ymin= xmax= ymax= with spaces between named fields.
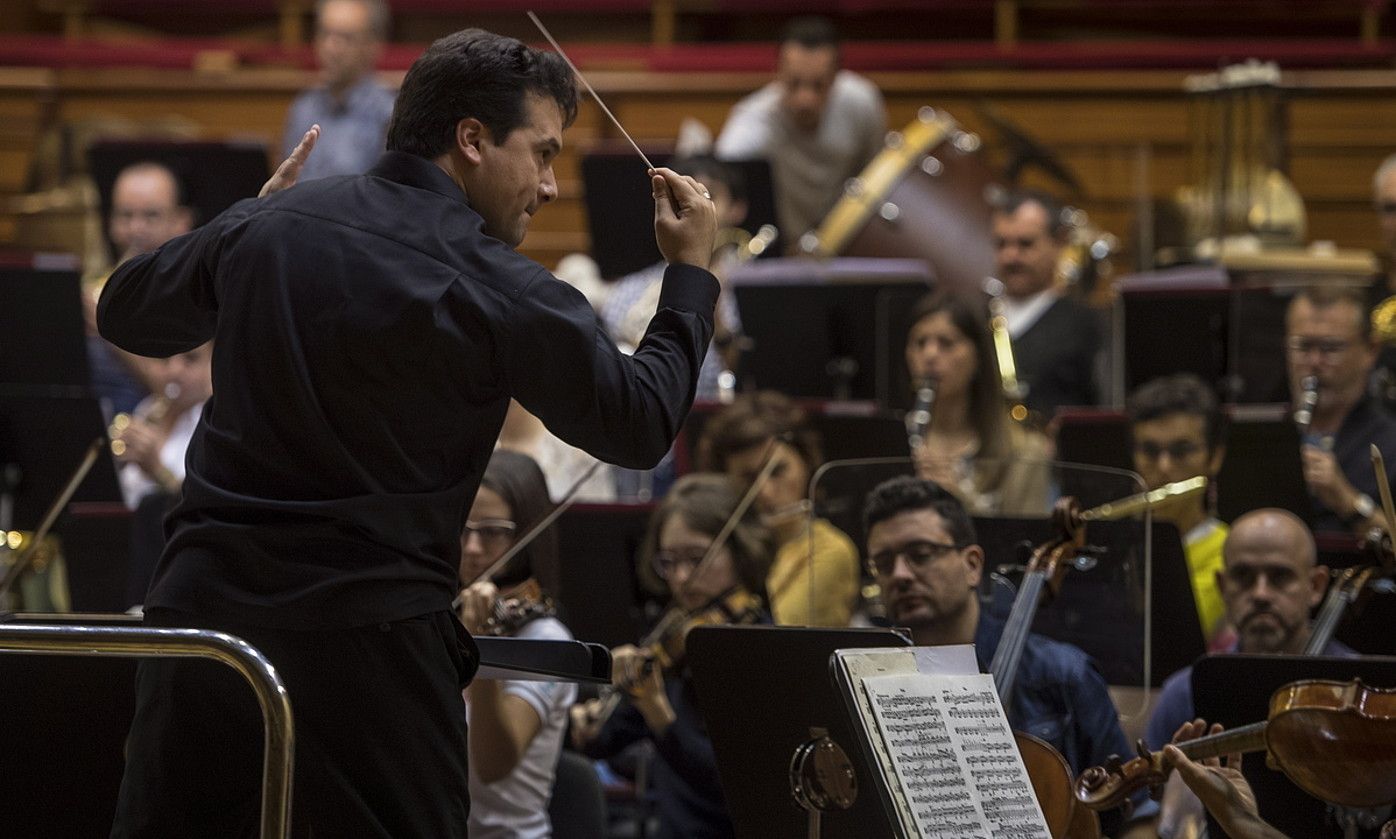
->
xmin=989 ymin=495 xmax=1102 ymax=839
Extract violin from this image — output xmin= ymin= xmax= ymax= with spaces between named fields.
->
xmin=482 ymin=578 xmax=558 ymax=637
xmin=990 ymin=496 xmax=1101 ymax=839
xmin=1075 ymin=678 xmax=1396 ymax=812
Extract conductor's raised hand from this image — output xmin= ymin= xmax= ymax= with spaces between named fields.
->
xmin=259 ymin=125 xmax=320 ymax=198
xmin=651 ymin=167 xmax=716 ymax=271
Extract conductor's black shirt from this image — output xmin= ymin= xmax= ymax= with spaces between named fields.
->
xmin=98 ymin=151 xmax=718 ymax=629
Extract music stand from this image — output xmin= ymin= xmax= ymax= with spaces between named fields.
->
xmin=0 ymin=393 xmax=122 ymax=531
xmin=686 ymin=625 xmax=911 ymax=839
xmin=1192 ymin=654 xmax=1396 ymax=839
xmin=580 ymin=149 xmax=780 ymax=279
xmin=1214 ymin=406 xmax=1313 ymax=524
xmin=88 ymin=139 xmax=270 ymax=258
xmin=553 ymin=503 xmax=656 ymax=648
xmin=0 ymin=253 xmax=90 ymax=390
xmin=730 ymin=259 xmax=934 ymax=405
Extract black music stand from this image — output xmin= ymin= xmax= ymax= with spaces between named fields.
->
xmin=581 ymin=150 xmax=780 ymax=279
xmin=1214 ymin=406 xmax=1313 ymax=524
xmin=0 ymin=253 xmax=89 ymax=390
xmin=88 ymin=139 xmax=270 ymax=254
xmin=730 ymin=259 xmax=934 ymax=406
xmin=1192 ymin=654 xmax=1396 ymax=839
xmin=554 ymin=503 xmax=656 ymax=649
xmin=0 ymin=393 xmax=123 ymax=532
xmin=686 ymin=625 xmax=911 ymax=839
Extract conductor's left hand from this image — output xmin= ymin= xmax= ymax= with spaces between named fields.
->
xmin=259 ymin=125 xmax=320 ymax=198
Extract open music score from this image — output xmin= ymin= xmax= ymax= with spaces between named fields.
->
xmin=834 ymin=646 xmax=1050 ymax=839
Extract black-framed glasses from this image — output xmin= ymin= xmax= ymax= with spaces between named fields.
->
xmin=651 ymin=546 xmax=712 ymax=580
xmin=1286 ymin=336 xmax=1352 ymax=358
xmin=1134 ymin=440 xmax=1203 ymax=462
xmin=867 ymin=540 xmax=962 ymax=576
xmin=1376 ymin=201 xmax=1396 ymax=216
xmin=463 ymin=519 xmax=516 ymax=544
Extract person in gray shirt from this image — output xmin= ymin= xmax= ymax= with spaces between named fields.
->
xmin=715 ymin=16 xmax=886 ymax=246
xmin=283 ymin=0 xmax=396 ymax=180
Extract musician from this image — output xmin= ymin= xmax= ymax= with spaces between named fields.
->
xmin=1126 ymin=373 xmax=1228 ymax=643
xmin=714 ymin=16 xmax=886 ymax=244
xmin=456 ymin=450 xmax=575 ymax=839
xmin=698 ymin=391 xmax=861 ymax=626
xmin=87 ymin=160 xmax=195 ymax=415
xmin=283 ymin=0 xmax=395 ymax=180
xmin=115 ymin=342 xmax=211 ymax=509
xmin=904 ymin=291 xmax=1052 ymax=517
xmin=863 ymin=475 xmax=1141 ymax=832
xmin=992 ymin=190 xmax=1101 ymax=418
xmin=99 ymin=29 xmax=718 ymax=836
xmin=1285 ymin=285 xmax=1396 ymax=534
xmin=570 ymin=473 xmax=774 ymax=839
xmin=1144 ymin=509 xmax=1349 ymax=837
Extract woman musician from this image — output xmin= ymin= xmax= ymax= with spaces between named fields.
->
xmin=903 ymin=292 xmax=1052 ymax=516
xmin=570 ymin=474 xmax=774 ymax=839
xmin=455 ymin=450 xmax=575 ymax=839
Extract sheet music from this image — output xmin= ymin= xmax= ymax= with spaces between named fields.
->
xmin=833 ymin=646 xmax=1049 ymax=839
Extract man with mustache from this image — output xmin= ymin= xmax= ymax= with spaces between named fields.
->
xmin=991 ymin=189 xmax=1101 ymax=418
xmin=1142 ymin=508 xmax=1348 ymax=837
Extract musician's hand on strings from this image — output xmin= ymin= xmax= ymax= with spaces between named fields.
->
xmin=651 ymin=167 xmax=716 ymax=271
xmin=568 ymin=698 xmax=606 ymax=749
xmin=259 ymin=125 xmax=320 ymax=198
xmin=1163 ymin=720 xmax=1281 ymax=839
xmin=456 ymin=580 xmax=498 ymax=635
xmin=612 ymin=644 xmax=676 ymax=734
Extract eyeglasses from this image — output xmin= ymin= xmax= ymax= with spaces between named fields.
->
xmin=1134 ymin=440 xmax=1204 ymax=462
xmin=462 ymin=519 xmax=516 ymax=545
xmin=1286 ymin=336 xmax=1353 ymax=358
xmin=1376 ymin=201 xmax=1396 ymax=216
xmin=867 ymin=540 xmax=962 ymax=577
xmin=651 ymin=546 xmax=712 ymax=580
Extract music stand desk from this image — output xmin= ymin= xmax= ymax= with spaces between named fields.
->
xmin=1192 ymin=653 xmax=1396 ymax=838
xmin=686 ymin=625 xmax=911 ymax=839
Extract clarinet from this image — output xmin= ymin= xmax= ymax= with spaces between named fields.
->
xmin=906 ymin=379 xmax=937 ymax=452
xmin=1294 ymin=375 xmax=1319 ymax=439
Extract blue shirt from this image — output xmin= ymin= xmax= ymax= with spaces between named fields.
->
xmin=283 ymin=76 xmax=395 ymax=181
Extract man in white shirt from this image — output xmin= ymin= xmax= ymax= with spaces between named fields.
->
xmin=715 ymin=16 xmax=885 ymax=245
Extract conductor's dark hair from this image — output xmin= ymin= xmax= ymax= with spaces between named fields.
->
xmin=387 ymin=29 xmax=578 ymax=159
xmin=1127 ymin=373 xmax=1225 ymax=453
xmin=862 ymin=476 xmax=977 ymax=550
xmin=780 ymin=16 xmax=840 ymax=51
xmin=995 ymin=189 xmax=1067 ymax=238
xmin=477 ymin=449 xmax=559 ymax=595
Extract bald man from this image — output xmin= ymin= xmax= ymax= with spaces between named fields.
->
xmin=1142 ymin=509 xmax=1352 ymax=837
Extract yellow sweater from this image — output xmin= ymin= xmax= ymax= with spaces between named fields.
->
xmin=1185 ymin=519 xmax=1228 ymax=642
xmin=766 ymin=518 xmax=861 ymax=627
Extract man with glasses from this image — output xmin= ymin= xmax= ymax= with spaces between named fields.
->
xmin=863 ymin=475 xmax=1139 ymax=832
xmin=1285 ymin=285 xmax=1396 ymax=534
xmin=1127 ymin=373 xmax=1228 ymax=643
xmin=283 ymin=0 xmax=395 ymax=180
xmin=1143 ymin=508 xmax=1347 ymax=837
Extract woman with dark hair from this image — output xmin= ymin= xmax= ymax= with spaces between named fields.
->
xmin=571 ymin=474 xmax=774 ymax=839
xmin=698 ymin=391 xmax=861 ymax=626
xmin=456 ymin=450 xmax=574 ymax=839
xmin=904 ymin=291 xmax=1051 ymax=516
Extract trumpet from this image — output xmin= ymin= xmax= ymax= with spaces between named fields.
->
xmin=714 ymin=224 xmax=778 ymax=264
xmin=109 ymin=394 xmax=172 ymax=458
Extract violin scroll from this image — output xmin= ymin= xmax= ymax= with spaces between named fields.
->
xmin=1073 ymin=740 xmax=1165 ymax=812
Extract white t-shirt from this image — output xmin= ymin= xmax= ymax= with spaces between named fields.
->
xmin=465 ymin=616 xmax=579 ymax=839
xmin=118 ymin=398 xmax=205 ymax=509
xmin=715 ymin=70 xmax=887 ymax=241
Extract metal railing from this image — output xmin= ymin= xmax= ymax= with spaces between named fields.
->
xmin=0 ymin=618 xmax=294 ymax=838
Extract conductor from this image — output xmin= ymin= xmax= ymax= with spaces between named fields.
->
xmin=99 ymin=29 xmax=718 ymax=838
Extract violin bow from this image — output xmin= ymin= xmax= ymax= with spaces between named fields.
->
xmin=453 ymin=459 xmax=601 ymax=607
xmin=1370 ymin=444 xmax=1396 ymax=572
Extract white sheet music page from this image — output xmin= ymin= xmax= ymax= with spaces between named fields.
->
xmin=862 ymin=662 xmax=1049 ymax=838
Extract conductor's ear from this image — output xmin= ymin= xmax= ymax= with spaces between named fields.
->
xmin=455 ymin=118 xmax=486 ymax=166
